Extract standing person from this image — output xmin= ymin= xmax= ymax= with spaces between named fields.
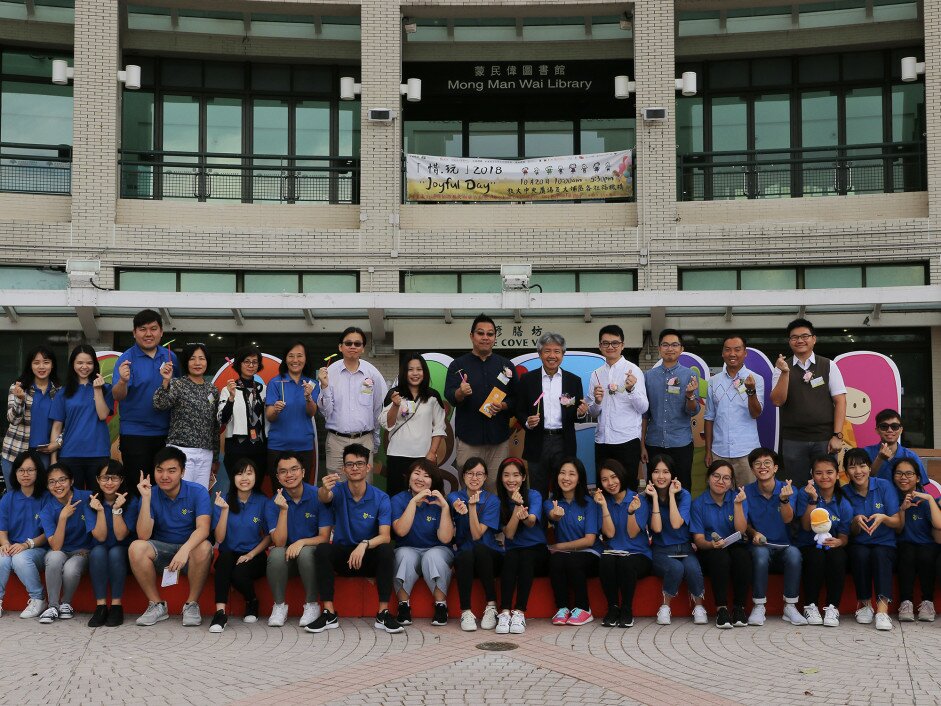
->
xmin=516 ymin=333 xmax=588 ymax=499
xmin=3 ymin=346 xmax=59 ymax=486
xmin=152 ymin=343 xmax=220 ymax=490
xmin=380 ymin=354 xmax=446 ymax=498
xmin=0 ymin=451 xmax=48 ymax=618
xmin=704 ymin=335 xmax=764 ymax=487
xmin=319 ymin=327 xmax=387 ymax=482
xmin=588 ymin=325 xmax=648 ymax=487
xmin=770 ymin=318 xmax=846 ymax=486
xmin=265 ymin=342 xmax=318 ymax=487
xmin=218 ymin=346 xmax=268 ymax=491
xmin=445 ymin=315 xmax=518 ymax=494
xmin=865 ymin=410 xmax=928 ymax=485
xmin=37 ymin=463 xmax=92 ymax=623
xmin=47 ymin=345 xmax=113 ymax=490
xmin=642 ymin=329 xmax=698 ymax=489
xmin=86 ymin=460 xmax=139 ymax=627
xmin=112 ymin=309 xmax=178 ymax=480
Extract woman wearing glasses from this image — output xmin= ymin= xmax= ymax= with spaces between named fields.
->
xmin=218 ymin=346 xmax=268 ymax=492
xmin=0 ymin=451 xmax=48 ymax=618
xmin=265 ymin=341 xmax=318 ymax=487
xmin=2 ymin=346 xmax=59 ymax=486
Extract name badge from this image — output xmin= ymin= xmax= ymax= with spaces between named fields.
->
xmin=667 ymin=386 xmax=680 ymax=395
xmin=810 ymin=377 xmax=825 ymax=388
xmin=497 ymin=373 xmax=509 ymax=385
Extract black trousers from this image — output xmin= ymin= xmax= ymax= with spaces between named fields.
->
xmin=119 ymin=434 xmax=167 ymax=483
xmin=698 ymin=544 xmax=752 ymax=608
xmin=897 ymin=541 xmax=941 ymax=603
xmin=525 ymin=433 xmax=565 ymax=500
xmin=595 ymin=438 xmax=642 ymax=488
xmin=598 ymin=553 xmax=651 ymax=611
xmin=385 ymin=454 xmax=422 ymax=499
xmin=549 ymin=550 xmax=599 ymax=611
xmin=214 ymin=549 xmax=266 ymax=604
xmin=800 ymin=545 xmax=847 ymax=608
xmin=500 ymin=545 xmax=549 ymax=611
xmin=315 ymin=542 xmax=394 ymax=604
xmin=454 ymin=544 xmax=503 ymax=610
xmin=644 ymin=443 xmax=693 ymax=490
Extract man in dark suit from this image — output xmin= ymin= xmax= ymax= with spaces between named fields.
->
xmin=516 ymin=333 xmax=589 ymax=498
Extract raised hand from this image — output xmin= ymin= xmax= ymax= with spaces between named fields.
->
xmin=452 ymin=498 xmax=468 ymax=515
xmin=592 ymin=488 xmax=606 ymax=506
xmin=214 ymin=491 xmax=228 ymax=509
xmin=628 ymin=494 xmax=642 ymax=513
xmin=686 ymin=377 xmax=698 ymax=397
xmin=744 ymin=374 xmax=756 ymax=392
xmin=61 ymin=498 xmax=83 ymax=519
xmin=878 ymin=443 xmax=895 ymax=460
xmin=412 ymin=488 xmax=432 ymax=505
xmin=118 ymin=360 xmax=131 ymax=383
xmin=93 ymin=373 xmax=106 ymax=389
xmin=468 ymin=491 xmax=480 ymax=506
xmin=526 ymin=414 xmax=540 ymax=429
xmin=390 ymin=390 xmax=402 ymax=407
xmin=548 ymin=500 xmax=565 ymax=521
xmin=593 ymin=385 xmax=604 ymax=404
xmin=625 ymin=371 xmax=637 ymax=392
xmin=514 ymin=505 xmax=529 ymax=521
xmin=303 ymin=380 xmax=315 ymax=399
xmin=774 ymin=354 xmax=789 ymax=372
xmin=318 ymin=367 xmax=329 ymax=388
xmin=510 ymin=490 xmax=525 ymax=506
xmin=113 ymin=492 xmax=128 ymax=510
xmin=428 ymin=490 xmax=448 ymax=507
xmin=12 ymin=381 xmax=25 ymax=400
xmin=734 ymin=486 xmax=746 ymax=504
xmin=779 ymin=479 xmax=794 ymax=501
xmin=160 ymin=361 xmax=173 ymax=381
xmin=137 ymin=471 xmax=151 ymax=499
xmin=88 ymin=493 xmax=103 ymax=512
xmin=669 ymin=478 xmax=682 ymax=496
xmin=226 ymin=379 xmax=237 ymax=396
xmin=644 ymin=482 xmax=656 ymax=499
xmin=804 ymin=479 xmax=818 ymax=502
xmin=274 ymin=487 xmax=288 ymax=510
xmin=322 ymin=473 xmax=340 ymax=492
xmin=459 ymin=373 xmax=472 ymax=398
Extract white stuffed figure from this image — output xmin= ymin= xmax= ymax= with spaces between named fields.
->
xmin=810 ymin=507 xmax=833 ymax=550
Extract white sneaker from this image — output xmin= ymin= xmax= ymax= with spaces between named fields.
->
xmin=692 ymin=605 xmax=708 ymax=625
xmin=783 ymin=603 xmax=808 ymax=625
xmin=268 ymin=603 xmax=289 ymax=627
xmin=875 ymin=612 xmax=893 ymax=631
xmin=898 ymin=600 xmax=915 ymax=622
xmin=917 ymin=600 xmax=936 ymax=622
xmin=460 ymin=610 xmax=478 ymax=632
xmin=20 ymin=598 xmax=47 ymax=620
xmin=803 ymin=603 xmax=823 ymax=626
xmin=38 ymin=606 xmax=59 ymax=624
xmin=747 ymin=604 xmax=766 ymax=626
xmin=509 ymin=610 xmax=526 ymax=634
xmin=481 ymin=604 xmax=498 ymax=630
xmin=58 ymin=603 xmax=74 ymax=620
xmin=299 ymin=602 xmax=321 ymax=628
xmin=495 ymin=611 xmax=511 ymax=635
xmin=656 ymin=605 xmax=671 ymax=625
xmin=823 ymin=604 xmax=840 ymax=628
xmin=855 ymin=604 xmax=875 ymax=624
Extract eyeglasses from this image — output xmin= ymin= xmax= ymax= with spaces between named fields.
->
xmin=343 ymin=460 xmax=368 ymax=469
xmin=711 ymin=475 xmax=733 ymax=483
xmin=16 ymin=467 xmax=37 ymax=475
xmin=788 ymin=333 xmax=813 ymax=342
xmin=894 ymin=470 xmax=917 ymax=478
xmin=48 ymin=477 xmax=69 ymax=487
xmin=753 ymin=461 xmax=775 ymax=469
xmin=342 ymin=340 xmax=364 ymax=348
xmin=878 ymin=423 xmax=902 ymax=431
xmin=241 ymin=359 xmax=260 ymax=367
xmin=276 ymin=465 xmax=304 ymax=476
xmin=98 ymin=475 xmax=122 ymax=483
xmin=599 ymin=340 xmax=623 ymax=348
xmin=465 ymin=472 xmax=487 ymax=478
xmin=659 ymin=342 xmax=682 ymax=349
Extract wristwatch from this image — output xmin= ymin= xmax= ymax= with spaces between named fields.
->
xmin=745 ymin=389 xmax=756 ymax=396
xmin=112 ymin=507 xmax=124 ymax=516
xmin=26 ymin=538 xmax=35 ymax=549
xmin=779 ymin=497 xmax=790 ymax=505
xmin=831 ymin=432 xmax=844 ymax=440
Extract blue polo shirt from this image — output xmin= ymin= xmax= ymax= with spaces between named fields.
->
xmin=263 ymin=483 xmax=331 ymax=546
xmin=265 ymin=374 xmax=319 ymax=451
xmin=210 ymin=492 xmax=269 ymax=553
xmin=49 ymin=383 xmax=114 ymax=458
xmin=898 ymin=494 xmax=941 ymax=545
xmin=651 ymin=488 xmax=692 ymax=547
xmin=329 ymin=482 xmax=391 ymax=546
xmin=392 ymin=491 xmax=449 ymax=549
xmin=544 ymin=495 xmax=601 ymax=545
xmin=0 ymin=490 xmax=45 ymax=544
xmin=148 ymin=479 xmax=211 ymax=544
xmin=115 ymin=344 xmax=178 ymax=436
xmin=40 ymin=489 xmax=93 ymax=552
xmin=793 ymin=489 xmax=852 ymax=548
xmin=27 ymin=385 xmax=56 ymax=448
xmin=85 ymin=495 xmax=140 ymax=549
xmin=644 ymin=363 xmax=697 ymax=448
xmin=864 ymin=443 xmax=929 ymax=486
xmin=843 ymin=478 xmax=900 ymax=547
xmin=744 ymin=480 xmax=795 ymax=545
xmin=447 ymin=489 xmax=502 ymax=553
xmin=503 ymin=489 xmax=546 ymax=550
xmin=601 ymin=491 xmax=651 ymax=557
xmin=690 ymin=489 xmax=745 ymax=541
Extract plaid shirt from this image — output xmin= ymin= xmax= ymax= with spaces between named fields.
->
xmin=3 ymin=383 xmax=59 ymax=462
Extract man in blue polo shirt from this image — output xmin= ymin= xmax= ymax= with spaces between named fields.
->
xmin=309 ymin=443 xmax=403 ymax=634
xmin=129 ymin=446 xmax=212 ymax=627
xmin=864 ymin=409 xmax=928 ymax=485
xmin=265 ymin=451 xmax=333 ymax=628
xmin=113 ymin=309 xmax=178 ymax=480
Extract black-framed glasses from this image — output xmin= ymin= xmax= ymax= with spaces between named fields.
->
xmin=343 ymin=460 xmax=368 ymax=469
xmin=48 ymin=477 xmax=69 ymax=486
xmin=659 ymin=342 xmax=682 ymax=349
xmin=276 ymin=465 xmax=304 ymax=476
xmin=98 ymin=475 xmax=122 ymax=483
xmin=599 ymin=340 xmax=623 ymax=348
xmin=878 ymin=423 xmax=902 ymax=431
xmin=788 ymin=333 xmax=813 ymax=342
xmin=894 ymin=470 xmax=916 ymax=478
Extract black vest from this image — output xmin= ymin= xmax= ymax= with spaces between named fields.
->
xmin=780 ymin=356 xmax=834 ymax=442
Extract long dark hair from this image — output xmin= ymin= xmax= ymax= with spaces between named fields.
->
xmin=64 ymin=344 xmax=101 ymax=398
xmin=95 ymin=459 xmax=132 ymax=499
xmin=225 ymin=457 xmax=262 ymax=514
xmin=810 ymin=455 xmax=844 ymax=500
xmin=16 ymin=346 xmax=59 ymax=390
xmin=598 ymin=458 xmax=629 ymax=498
xmin=497 ymin=457 xmax=529 ymax=526
xmin=390 ymin=353 xmax=440 ymax=405
xmin=649 ymin=453 xmax=677 ymax=503
xmin=549 ymin=456 xmax=588 ymax=507
xmin=888 ymin=456 xmax=923 ymax=500
xmin=8 ymin=450 xmax=48 ymax=496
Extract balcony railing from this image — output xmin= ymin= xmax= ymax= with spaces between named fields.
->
xmin=118 ymin=150 xmax=360 ymax=204
xmin=677 ymin=141 xmax=926 ymax=201
xmin=0 ymin=142 xmax=72 ymax=195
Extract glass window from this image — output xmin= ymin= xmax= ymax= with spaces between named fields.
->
xmin=252 ymin=64 xmax=290 ymax=92
xmin=0 ymin=267 xmax=68 ymax=290
xmin=301 ymin=273 xmax=358 ymax=293
xmin=740 ymin=268 xmax=796 ymax=290
xmin=580 ymin=119 xmax=635 ymax=153
xmin=865 ymin=264 xmax=926 ymax=287
xmin=402 ymin=273 xmax=458 ymax=293
xmin=252 ymin=99 xmax=288 ymax=200
xmin=842 ymin=52 xmax=884 ymax=82
xmin=676 ymin=97 xmax=703 ymax=154
xmin=0 ymin=82 xmax=72 ymax=147
xmin=678 ymin=10 xmax=721 ymax=36
xmin=206 ymin=97 xmax=242 ymax=154
xmin=338 ymin=102 xmax=360 ymax=156
xmin=461 ymin=273 xmax=502 ymax=293
xmin=122 ymin=92 xmax=154 ymax=152
xmin=161 ymin=59 xmax=201 ymax=88
xmin=872 ymin=0 xmax=918 ymax=21
xmin=244 ymin=273 xmax=298 ymax=294
xmin=118 ymin=270 xmax=176 ymax=291
xmin=469 ymin=122 xmax=518 ymax=159
xmin=711 ymin=97 xmax=747 ymax=152
xmin=180 ymin=272 xmax=237 ymax=293
xmin=162 ymin=95 xmax=199 ymax=153
xmin=405 ymin=121 xmax=462 ymax=157
xmin=296 ymin=101 xmax=330 ymax=155
xmin=708 ymin=61 xmax=749 ymax=90
xmin=752 ymin=58 xmax=792 ymax=87
xmin=579 ymin=272 xmax=635 ymax=292
xmin=531 ymin=272 xmax=576 ymax=293
xmin=892 ymin=84 xmax=925 ymax=143
xmin=799 ymin=55 xmax=839 ymax=84
xmin=845 ymin=88 xmax=883 ymax=145
xmin=293 ymin=66 xmax=333 ymax=93
xmin=520 ymin=17 xmax=586 ymax=41
xmin=725 ymin=7 xmax=791 ymax=33
xmin=801 ymin=91 xmax=839 ymax=147
xmin=800 ymin=2 xmax=868 ymax=28
xmin=523 ymin=121 xmax=573 ymax=158
xmin=754 ymin=94 xmax=790 ymax=150
xmin=204 ymin=62 xmax=244 ymax=90
xmin=452 ymin=18 xmax=516 ymax=42
xmin=805 ymin=267 xmax=862 ymax=289
xmin=2 ymin=52 xmax=64 ymax=78
xmin=681 ymin=270 xmax=736 ymax=290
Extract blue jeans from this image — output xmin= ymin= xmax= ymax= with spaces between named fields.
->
xmin=848 ymin=543 xmax=896 ymax=603
xmin=0 ymin=547 xmax=47 ymax=600
xmin=89 ymin=544 xmax=129 ymax=601
xmin=750 ymin=544 xmax=802 ymax=601
xmin=651 ymin=544 xmax=705 ymax=598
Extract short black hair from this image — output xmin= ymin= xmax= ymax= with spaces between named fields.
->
xmin=132 ymin=309 xmax=163 ymax=330
xmin=278 ymin=341 xmax=313 ymax=377
xmin=95 ymin=459 xmax=132 ymax=497
xmin=706 ymin=458 xmax=736 ymax=485
xmin=406 ymin=458 xmax=444 ymax=493
xmin=748 ymin=447 xmax=779 ymax=467
xmin=875 ymin=408 xmax=902 ymax=426
xmin=786 ymin=318 xmax=815 ymax=337
xmin=597 ymin=458 xmax=630 ymax=496
xmin=8 ymin=450 xmax=48 ymax=495
xmin=842 ymin=447 xmax=871 ymax=471
xmin=598 ymin=324 xmax=624 ymax=342
xmin=658 ymin=328 xmax=683 ymax=345
xmin=343 ymin=443 xmax=370 ymax=462
xmin=153 ymin=446 xmax=187 ymax=470
xmin=811 ymin=455 xmax=839 ymax=474
xmin=46 ymin=461 xmax=73 ymax=483
xmin=339 ymin=326 xmax=367 ymax=346
xmin=232 ymin=345 xmax=264 ymax=374
xmin=180 ymin=343 xmax=210 ymax=376
xmin=722 ymin=334 xmax=748 ymax=349
xmin=470 ymin=314 xmax=496 ymax=334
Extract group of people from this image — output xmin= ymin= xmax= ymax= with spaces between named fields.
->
xmin=0 ymin=311 xmax=937 ymax=634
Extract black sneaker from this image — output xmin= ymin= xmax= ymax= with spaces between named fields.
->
xmin=105 ymin=605 xmax=124 ymax=627
xmin=617 ymin=607 xmax=634 ymax=628
xmin=431 ymin=602 xmax=448 ymax=626
xmin=87 ymin=605 xmax=108 ymax=628
xmin=602 ymin=606 xmax=620 ymax=627
xmin=376 ymin=609 xmax=405 ymax=634
xmin=716 ymin=606 xmax=733 ymax=629
xmin=209 ymin=610 xmax=227 ymax=634
xmin=732 ymin=605 xmax=748 ymax=628
xmin=397 ymin=601 xmax=412 ymax=626
xmin=304 ymin=609 xmax=338 ymax=634
xmin=244 ymin=598 xmax=259 ymax=624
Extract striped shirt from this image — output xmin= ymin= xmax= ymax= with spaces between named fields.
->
xmin=3 ymin=383 xmax=59 ymax=463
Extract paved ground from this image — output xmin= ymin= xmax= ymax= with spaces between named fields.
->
xmin=0 ymin=609 xmax=937 ymax=705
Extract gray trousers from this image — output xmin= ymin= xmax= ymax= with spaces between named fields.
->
xmin=394 ymin=545 xmax=455 ymax=596
xmin=780 ymin=439 xmax=832 ymax=487
xmin=44 ymin=550 xmax=88 ymax=607
xmin=266 ymin=546 xmax=317 ymax=604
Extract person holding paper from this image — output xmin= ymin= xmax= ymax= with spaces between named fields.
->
xmin=445 ymin=314 xmax=517 ymax=495
xmin=265 ymin=341 xmax=319 ymax=487
xmin=690 ymin=460 xmax=750 ymax=629
xmin=129 ymin=446 xmax=212 ymax=627
xmin=743 ymin=447 xmax=807 ymax=626
xmin=516 ymin=333 xmax=587 ymax=499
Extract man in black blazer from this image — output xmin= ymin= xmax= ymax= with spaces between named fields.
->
xmin=516 ymin=332 xmax=589 ymax=498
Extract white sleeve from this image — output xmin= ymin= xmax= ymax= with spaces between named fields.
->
xmin=828 ymin=362 xmax=847 ymax=396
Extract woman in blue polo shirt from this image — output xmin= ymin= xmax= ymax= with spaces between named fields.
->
xmin=890 ymin=456 xmax=941 ymax=623
xmin=596 ymin=459 xmax=650 ymax=628
xmin=691 ymin=460 xmax=750 ymax=629
xmin=496 ymin=457 xmax=547 ymax=636
xmin=38 ymin=462 xmax=93 ymax=623
xmin=546 ymin=457 xmax=600 ymax=627
xmin=449 ymin=457 xmax=503 ymax=632
xmin=794 ymin=456 xmax=852 ymax=628
xmin=0 ymin=450 xmax=48 ymax=618
xmin=86 ymin=460 xmax=139 ymax=627
xmin=3 ymin=346 xmax=59 ymax=483
xmin=843 ymin=447 xmax=901 ymax=631
xmin=209 ymin=458 xmax=271 ymax=633
xmin=47 ymin=345 xmax=113 ymax=490
xmin=391 ymin=459 xmax=455 ymax=627
xmin=265 ymin=342 xmax=318 ymax=488
xmin=647 ymin=454 xmax=706 ymax=626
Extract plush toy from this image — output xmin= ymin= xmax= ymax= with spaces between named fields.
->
xmin=810 ymin=507 xmax=833 ymax=550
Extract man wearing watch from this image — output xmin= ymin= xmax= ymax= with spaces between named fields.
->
xmin=770 ymin=318 xmax=846 ymax=486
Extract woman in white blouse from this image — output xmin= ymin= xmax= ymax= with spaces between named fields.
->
xmin=380 ymin=354 xmax=447 ymax=497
